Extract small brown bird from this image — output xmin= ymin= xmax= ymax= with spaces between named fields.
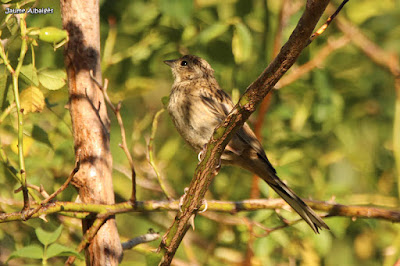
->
xmin=164 ymin=55 xmax=329 ymax=233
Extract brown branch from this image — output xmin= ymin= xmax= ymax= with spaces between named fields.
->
xmin=335 ymin=16 xmax=400 ymax=77
xmin=148 ymin=108 xmax=176 ymax=200
xmin=158 ymin=1 xmax=331 ymax=264
xmin=122 ymin=229 xmax=160 ymax=250
xmin=251 ymin=0 xmax=291 ymax=199
xmin=27 ymin=184 xmax=50 ymax=199
xmin=89 ymin=70 xmax=137 ymax=203
xmin=275 ymin=36 xmax=349 ymax=89
xmin=334 ymin=10 xmax=400 ymax=199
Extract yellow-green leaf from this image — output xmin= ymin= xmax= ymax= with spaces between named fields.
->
xmin=38 ymin=68 xmax=66 ymax=90
xmin=20 ymin=64 xmax=39 ymax=86
xmin=232 ymin=22 xmax=252 ymax=64
xmin=20 ymin=86 xmax=45 ymax=114
xmin=198 ymin=23 xmax=229 ymax=43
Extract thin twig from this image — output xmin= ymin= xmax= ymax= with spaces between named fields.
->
xmin=0 ymin=102 xmax=16 ymax=124
xmin=1 ymin=198 xmax=399 ymax=223
xmin=89 ymin=70 xmax=137 ymax=203
xmin=251 ymin=0 xmax=290 ymax=199
xmin=122 ymin=229 xmax=160 ymax=250
xmin=0 ymin=9 xmax=30 ymax=212
xmin=27 ymin=184 xmax=50 ymax=199
xmin=276 ymin=36 xmax=349 ymax=89
xmin=148 ymin=108 xmax=174 ymax=200
xmin=24 ymin=158 xmax=80 ymax=219
xmin=309 ymin=0 xmax=349 ymax=43
xmin=335 ymin=13 xmax=400 ymax=199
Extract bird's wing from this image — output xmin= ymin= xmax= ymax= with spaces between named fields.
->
xmin=198 ymin=84 xmax=275 ymax=172
xmin=235 ymin=125 xmax=277 ymax=173
xmin=199 ymin=87 xmax=233 ymax=122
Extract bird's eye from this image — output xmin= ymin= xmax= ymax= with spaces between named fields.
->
xmin=181 ymin=60 xmax=188 ymax=66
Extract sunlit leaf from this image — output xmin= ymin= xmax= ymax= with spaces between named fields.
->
xmin=232 ymin=22 xmax=252 ymax=64
xmin=36 ymin=225 xmax=63 ymax=246
xmin=38 ymin=68 xmax=66 ymax=90
xmin=20 ymin=86 xmax=45 ymax=114
xmin=159 ymin=0 xmax=193 ymax=25
xmin=20 ymin=64 xmax=39 ymax=86
xmin=198 ymin=23 xmax=229 ymax=43
xmin=46 ymin=243 xmax=84 ymax=260
xmin=7 ymin=245 xmax=43 ymax=261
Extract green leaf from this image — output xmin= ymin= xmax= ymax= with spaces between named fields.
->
xmin=198 ymin=23 xmax=230 ymax=44
xmin=159 ymin=0 xmax=193 ymax=25
xmin=1 ymin=13 xmax=19 ymax=37
xmin=31 ymin=125 xmax=53 ymax=148
xmin=7 ymin=244 xmax=43 ymax=261
xmin=20 ymin=86 xmax=45 ymax=114
xmin=35 ymin=225 xmax=63 ymax=246
xmin=38 ymin=68 xmax=67 ymax=90
xmin=0 ymin=65 xmax=9 ymax=104
xmin=145 ymin=252 xmax=162 ymax=266
xmin=232 ymin=22 xmax=252 ymax=64
xmin=161 ymin=96 xmax=169 ymax=107
xmin=20 ymin=64 xmax=39 ymax=86
xmin=46 ymin=243 xmax=84 ymax=260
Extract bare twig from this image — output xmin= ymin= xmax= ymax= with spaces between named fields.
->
xmin=335 ymin=16 xmax=400 ymax=77
xmin=251 ymin=0 xmax=291 ymax=199
xmin=27 ymin=184 xmax=50 ymax=199
xmin=148 ymin=108 xmax=175 ymax=200
xmin=122 ymin=229 xmax=160 ymax=250
xmin=89 ymin=70 xmax=137 ymax=203
xmin=335 ymin=13 xmax=400 ymax=199
xmin=309 ymin=0 xmax=349 ymax=43
xmin=24 ymin=158 xmax=80 ymax=219
xmin=0 ymin=198 xmax=399 ymax=223
xmin=275 ymin=36 xmax=349 ymax=89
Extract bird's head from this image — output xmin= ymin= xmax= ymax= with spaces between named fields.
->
xmin=164 ymin=55 xmax=215 ymax=82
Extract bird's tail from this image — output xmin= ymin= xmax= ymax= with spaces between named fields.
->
xmin=264 ymin=175 xmax=329 ymax=233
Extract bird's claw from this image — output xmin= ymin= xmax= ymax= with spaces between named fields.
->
xmin=198 ymin=199 xmax=208 ymax=213
xmin=197 ymin=144 xmax=208 ymax=162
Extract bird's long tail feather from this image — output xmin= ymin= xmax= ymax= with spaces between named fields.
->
xmin=262 ymin=174 xmax=329 ymax=233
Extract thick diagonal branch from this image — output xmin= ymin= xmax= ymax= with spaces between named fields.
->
xmin=158 ymin=1 xmax=331 ymax=265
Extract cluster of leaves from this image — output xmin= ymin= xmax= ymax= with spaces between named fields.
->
xmin=0 ymin=0 xmax=399 ymax=265
xmin=7 ymin=225 xmax=83 ymax=264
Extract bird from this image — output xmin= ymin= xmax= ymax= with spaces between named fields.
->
xmin=164 ymin=54 xmax=329 ymax=233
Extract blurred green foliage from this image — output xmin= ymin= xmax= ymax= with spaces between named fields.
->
xmin=1 ymin=0 xmax=400 ymax=265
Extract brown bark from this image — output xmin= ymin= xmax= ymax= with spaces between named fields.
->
xmin=60 ymin=0 xmax=122 ymax=264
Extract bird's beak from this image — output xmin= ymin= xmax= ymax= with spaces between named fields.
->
xmin=164 ymin=59 xmax=177 ymax=67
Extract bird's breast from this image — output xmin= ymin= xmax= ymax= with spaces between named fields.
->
xmin=168 ymin=86 xmax=216 ymax=151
